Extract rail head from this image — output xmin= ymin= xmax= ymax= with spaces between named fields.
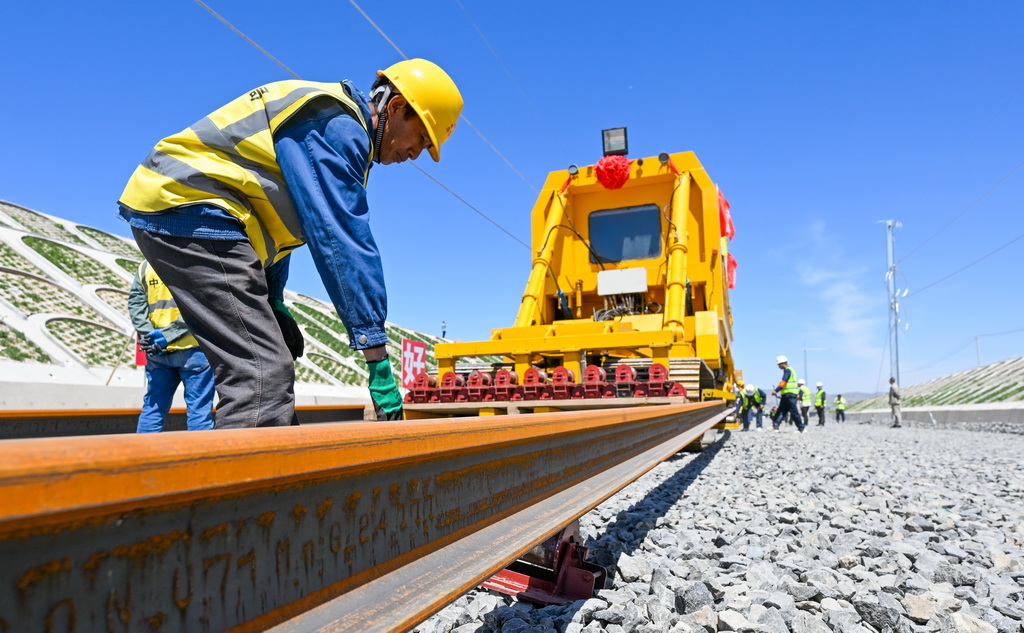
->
xmin=0 ymin=401 xmax=726 ymax=633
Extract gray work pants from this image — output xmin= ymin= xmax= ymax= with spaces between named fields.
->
xmin=891 ymin=404 xmax=902 ymax=426
xmin=133 ymin=229 xmax=296 ymax=428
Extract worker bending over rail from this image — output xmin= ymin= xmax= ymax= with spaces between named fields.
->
xmin=118 ymin=59 xmax=463 ymax=427
xmin=771 ymin=355 xmax=806 ymax=432
xmin=739 ymin=384 xmax=767 ymax=431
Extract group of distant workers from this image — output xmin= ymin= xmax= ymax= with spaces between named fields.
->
xmin=123 ymin=58 xmax=464 ymax=432
xmin=734 ymin=357 xmax=904 ymax=432
xmin=734 ymin=356 xmax=847 ymax=432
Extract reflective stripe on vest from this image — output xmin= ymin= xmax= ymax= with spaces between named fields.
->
xmin=781 ymin=367 xmax=799 ymax=395
xmin=815 ymin=389 xmax=826 ymax=406
xmin=119 ymin=81 xmax=372 ymax=266
xmin=140 ymin=262 xmax=198 ymax=351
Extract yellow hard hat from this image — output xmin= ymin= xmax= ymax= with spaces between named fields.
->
xmin=378 ymin=59 xmax=463 ymax=162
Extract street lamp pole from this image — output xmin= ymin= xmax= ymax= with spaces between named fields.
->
xmin=802 ymin=346 xmax=824 ymax=386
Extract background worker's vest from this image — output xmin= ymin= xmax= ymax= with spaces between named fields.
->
xmin=741 ymin=389 xmax=763 ymax=408
xmin=815 ymin=389 xmax=826 ymax=407
xmin=781 ymin=367 xmax=799 ymax=395
xmin=119 ymin=81 xmax=372 ymax=267
xmin=835 ymin=397 xmax=847 ymax=410
xmin=140 ymin=262 xmax=198 ymax=351
xmin=798 ymin=384 xmax=811 ymax=403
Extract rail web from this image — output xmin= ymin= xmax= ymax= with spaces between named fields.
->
xmin=0 ymin=401 xmax=726 ymax=632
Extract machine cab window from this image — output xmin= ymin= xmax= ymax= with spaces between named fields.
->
xmin=588 ymin=204 xmax=661 ymax=264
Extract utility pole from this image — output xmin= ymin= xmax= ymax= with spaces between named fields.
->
xmin=884 ymin=220 xmax=901 ymax=385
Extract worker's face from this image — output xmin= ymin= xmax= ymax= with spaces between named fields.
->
xmin=379 ymin=96 xmax=432 ymax=165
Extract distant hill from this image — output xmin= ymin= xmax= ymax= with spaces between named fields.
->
xmin=849 ymin=356 xmax=1024 ymax=410
xmin=0 ymin=199 xmax=462 ymax=407
xmin=840 ymin=392 xmax=881 ymax=406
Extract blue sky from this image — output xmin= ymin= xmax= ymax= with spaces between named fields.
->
xmin=1 ymin=1 xmax=1021 ymax=395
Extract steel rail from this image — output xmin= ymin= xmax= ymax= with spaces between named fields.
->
xmin=0 ymin=401 xmax=725 ymax=632
xmin=0 ymin=404 xmax=368 ymax=439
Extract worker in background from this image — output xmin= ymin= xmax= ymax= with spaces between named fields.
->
xmin=771 ymin=355 xmax=805 ymax=433
xmin=118 ymin=59 xmax=463 ymax=427
xmin=129 ymin=261 xmax=214 ymax=432
xmin=733 ymin=378 xmax=745 ymax=420
xmin=441 ymin=320 xmax=447 ymax=339
xmin=834 ymin=394 xmax=847 ymax=423
xmin=739 ymin=384 xmax=766 ymax=431
xmin=797 ymin=378 xmax=811 ymax=428
xmin=889 ymin=377 xmax=902 ymax=428
xmin=814 ymin=381 xmax=827 ymax=426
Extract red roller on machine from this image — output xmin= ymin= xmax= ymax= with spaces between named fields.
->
xmin=521 ymin=368 xmax=552 ymax=401
xmin=480 ymin=520 xmax=608 ymax=605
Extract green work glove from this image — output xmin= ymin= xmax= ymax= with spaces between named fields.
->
xmin=269 ymin=298 xmax=304 ymax=359
xmin=368 ymin=357 xmax=404 ymax=421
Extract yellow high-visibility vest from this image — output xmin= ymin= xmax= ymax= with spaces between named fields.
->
xmin=139 ymin=262 xmax=198 ymax=351
xmin=781 ymin=367 xmax=799 ymax=395
xmin=119 ymin=81 xmax=372 ymax=266
xmin=814 ymin=389 xmax=826 ymax=407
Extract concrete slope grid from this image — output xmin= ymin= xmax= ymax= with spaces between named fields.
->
xmin=0 ymin=199 xmax=449 ymax=409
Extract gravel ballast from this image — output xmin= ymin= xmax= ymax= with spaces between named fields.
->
xmin=414 ymin=422 xmax=1024 ymax=633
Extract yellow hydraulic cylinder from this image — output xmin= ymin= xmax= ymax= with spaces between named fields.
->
xmin=514 ymin=190 xmax=567 ymax=328
xmin=663 ymin=172 xmax=691 ymax=340
xmin=563 ymin=349 xmax=582 ymax=383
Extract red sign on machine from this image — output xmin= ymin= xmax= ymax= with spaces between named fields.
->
xmin=401 ymin=338 xmax=427 ymax=389
xmin=135 ymin=333 xmax=147 ymax=366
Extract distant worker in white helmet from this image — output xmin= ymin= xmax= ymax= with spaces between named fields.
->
xmin=814 ymin=381 xmax=827 ymax=426
xmin=118 ymin=59 xmax=464 ymax=427
xmin=770 ymin=355 xmax=806 ymax=433
xmin=739 ymin=384 xmax=767 ymax=431
xmin=797 ymin=378 xmax=811 ymax=429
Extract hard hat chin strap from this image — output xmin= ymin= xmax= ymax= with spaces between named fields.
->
xmin=370 ymin=83 xmax=394 ymax=164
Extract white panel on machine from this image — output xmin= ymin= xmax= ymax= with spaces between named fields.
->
xmin=597 ymin=268 xmax=648 ymax=296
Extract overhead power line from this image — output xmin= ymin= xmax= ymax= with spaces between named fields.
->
xmin=345 ymin=0 xmax=407 ymax=58
xmin=905 ymin=228 xmax=1024 ymax=298
xmin=929 ymin=82 xmax=1024 ymax=186
xmin=978 ymin=326 xmax=1024 ymax=339
xmin=192 ymin=0 xmax=300 ymax=79
xmin=902 ymin=339 xmax=974 ymax=376
xmin=898 ymin=81 xmax=1024 ymax=264
xmin=453 ymin=0 xmax=571 ymax=164
xmin=899 ymin=159 xmax=1024 ymax=263
xmin=410 ymin=163 xmax=530 ymax=249
xmin=191 ymin=0 xmax=529 ymax=249
xmin=346 ymin=0 xmax=538 ymax=193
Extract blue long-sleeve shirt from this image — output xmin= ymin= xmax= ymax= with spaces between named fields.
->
xmin=119 ymin=81 xmax=387 ymax=349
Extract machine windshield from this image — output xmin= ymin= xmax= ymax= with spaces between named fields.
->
xmin=588 ymin=204 xmax=662 ymax=263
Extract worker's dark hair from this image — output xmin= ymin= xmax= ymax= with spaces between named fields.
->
xmin=370 ymin=75 xmax=417 ymax=120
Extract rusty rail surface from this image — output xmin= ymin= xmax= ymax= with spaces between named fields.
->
xmin=0 ymin=401 xmax=726 ymax=632
xmin=0 ymin=404 xmax=368 ymax=439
